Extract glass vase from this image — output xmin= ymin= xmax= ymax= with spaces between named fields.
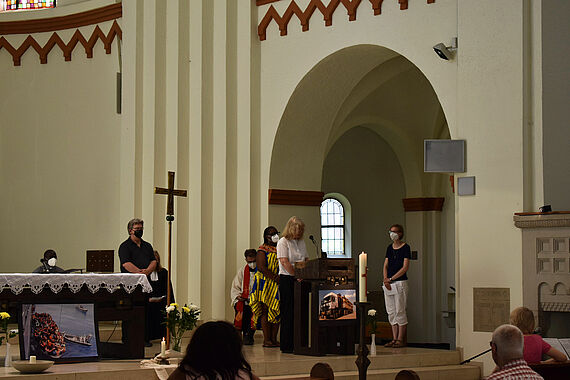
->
xmin=4 ymin=342 xmax=11 ymax=367
xmin=370 ymin=333 xmax=376 ymax=356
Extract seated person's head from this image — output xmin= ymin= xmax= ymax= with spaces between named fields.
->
xmin=43 ymin=249 xmax=57 ymax=266
xmin=510 ymin=306 xmax=535 ymax=334
xmin=154 ymin=250 xmax=163 ymax=270
xmin=179 ymin=321 xmax=252 ymax=379
xmin=244 ymin=249 xmax=257 ymax=267
xmin=491 ymin=324 xmax=524 ymax=367
xmin=310 ymin=363 xmax=334 ymax=380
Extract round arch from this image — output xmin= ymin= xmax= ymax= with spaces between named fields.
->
xmin=268 ymin=44 xmax=449 ymax=197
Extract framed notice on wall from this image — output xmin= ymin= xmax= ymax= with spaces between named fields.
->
xmin=19 ymin=303 xmax=99 ymax=363
xmin=473 ymin=288 xmax=510 ymax=332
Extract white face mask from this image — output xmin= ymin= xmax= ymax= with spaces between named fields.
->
xmin=48 ymin=258 xmax=57 ymax=267
xmin=389 ymin=231 xmax=399 ymax=241
xmin=271 ymin=234 xmax=280 ymax=243
xmin=248 ymin=262 xmax=256 ymax=270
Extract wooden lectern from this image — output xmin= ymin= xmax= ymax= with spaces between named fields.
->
xmin=294 ymin=258 xmax=356 ymax=355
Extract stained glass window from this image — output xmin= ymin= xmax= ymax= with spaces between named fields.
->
xmin=1 ymin=0 xmax=55 ymax=11
xmin=320 ymin=198 xmax=345 ymax=255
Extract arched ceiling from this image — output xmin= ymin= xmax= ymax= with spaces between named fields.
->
xmin=269 ymin=44 xmax=449 ymax=197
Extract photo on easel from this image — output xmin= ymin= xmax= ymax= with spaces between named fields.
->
xmin=318 ymin=289 xmax=356 ymax=321
xmin=19 ymin=303 xmax=99 ymax=363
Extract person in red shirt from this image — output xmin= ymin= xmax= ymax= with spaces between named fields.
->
xmin=509 ymin=307 xmax=567 ymax=364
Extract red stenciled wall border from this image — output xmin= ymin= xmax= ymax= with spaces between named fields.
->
xmin=258 ymin=0 xmax=436 ymax=41
xmin=0 ymin=3 xmax=122 ymax=66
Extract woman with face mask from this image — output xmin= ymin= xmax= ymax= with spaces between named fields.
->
xmin=249 ymin=226 xmax=281 ymax=347
xmin=382 ymin=224 xmax=411 ymax=348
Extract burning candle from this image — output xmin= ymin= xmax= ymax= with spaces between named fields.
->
xmin=29 ymin=356 xmax=36 ymax=364
xmin=160 ymin=337 xmax=166 ymax=356
xmin=359 ymin=252 xmax=367 ymax=302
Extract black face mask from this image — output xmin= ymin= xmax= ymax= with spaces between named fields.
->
xmin=133 ymin=230 xmax=143 ymax=239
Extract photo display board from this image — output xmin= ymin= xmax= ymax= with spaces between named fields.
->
xmin=19 ymin=303 xmax=99 ymax=363
xmin=318 ymin=289 xmax=356 ymax=321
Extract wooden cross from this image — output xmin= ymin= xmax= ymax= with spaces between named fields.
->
xmin=154 ymin=171 xmax=187 ymax=349
xmin=154 ymin=171 xmax=187 ymax=216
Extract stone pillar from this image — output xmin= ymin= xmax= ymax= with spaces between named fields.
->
xmin=403 ymin=198 xmax=444 ymax=344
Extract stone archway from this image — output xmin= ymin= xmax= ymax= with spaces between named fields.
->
xmin=268 ymin=44 xmax=455 ymax=346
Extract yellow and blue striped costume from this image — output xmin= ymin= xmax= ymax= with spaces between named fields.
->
xmin=249 ymin=244 xmax=280 ymax=323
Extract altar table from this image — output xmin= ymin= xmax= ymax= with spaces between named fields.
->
xmin=0 ymin=273 xmax=152 ymax=359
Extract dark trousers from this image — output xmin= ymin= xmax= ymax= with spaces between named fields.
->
xmin=279 ymin=274 xmax=295 ymax=352
xmin=237 ymin=304 xmax=254 ymax=337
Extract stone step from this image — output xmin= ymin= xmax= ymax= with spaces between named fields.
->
xmin=252 ymin=348 xmax=462 ymax=377
xmin=261 ymin=364 xmax=482 ymax=380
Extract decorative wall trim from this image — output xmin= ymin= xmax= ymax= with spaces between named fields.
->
xmin=258 ymin=0 xmax=436 ymax=40
xmin=0 ymin=19 xmax=121 ymax=66
xmin=257 ymin=0 xmax=281 ymax=5
xmin=402 ymin=197 xmax=444 ymax=212
xmin=0 ymin=3 xmax=122 ymax=35
xmin=268 ymin=189 xmax=324 ymax=206
xmin=541 ymin=302 xmax=570 ymax=312
xmin=514 ymin=213 xmax=570 ymax=229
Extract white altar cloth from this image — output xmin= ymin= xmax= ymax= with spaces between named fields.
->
xmin=0 ymin=273 xmax=152 ymax=294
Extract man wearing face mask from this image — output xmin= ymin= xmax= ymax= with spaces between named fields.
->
xmin=118 ymin=218 xmax=157 ymax=346
xmin=230 ymin=249 xmax=258 ymax=345
xmin=118 ymin=218 xmax=157 ymax=275
xmin=33 ymin=249 xmax=65 ymax=273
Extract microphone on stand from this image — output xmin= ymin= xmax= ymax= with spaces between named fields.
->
xmin=309 ymin=235 xmax=320 ymax=257
xmin=40 ymin=258 xmax=50 ymax=273
xmin=309 ymin=235 xmax=327 ymax=259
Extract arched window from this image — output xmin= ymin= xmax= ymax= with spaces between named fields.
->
xmin=320 ymin=198 xmax=345 ymax=255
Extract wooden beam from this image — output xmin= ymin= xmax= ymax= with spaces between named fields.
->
xmin=268 ymin=189 xmax=324 ymax=206
xmin=402 ymin=197 xmax=445 ymax=212
xmin=0 ymin=3 xmax=122 ymax=35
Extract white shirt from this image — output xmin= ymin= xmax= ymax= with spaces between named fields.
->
xmin=276 ymin=237 xmax=308 ymax=276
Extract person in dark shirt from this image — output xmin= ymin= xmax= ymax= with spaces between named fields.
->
xmin=118 ymin=218 xmax=157 ymax=346
xmin=32 ymin=249 xmax=66 ymax=273
xmin=382 ymin=224 xmax=411 ymax=348
xmin=118 ymin=218 xmax=157 ymax=275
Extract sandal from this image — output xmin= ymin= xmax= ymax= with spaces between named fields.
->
xmin=392 ymin=340 xmax=406 ymax=348
xmin=384 ymin=340 xmax=396 ymax=347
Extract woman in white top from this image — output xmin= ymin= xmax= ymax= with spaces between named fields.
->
xmin=276 ymin=216 xmax=309 ymax=353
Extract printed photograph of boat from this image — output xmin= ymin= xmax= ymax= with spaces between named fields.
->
xmin=20 ymin=303 xmax=99 ymax=362
xmin=318 ymin=289 xmax=356 ymax=321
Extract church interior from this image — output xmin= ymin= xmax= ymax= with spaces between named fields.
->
xmin=1 ymin=0 xmax=569 ymax=378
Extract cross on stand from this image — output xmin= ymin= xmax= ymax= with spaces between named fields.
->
xmin=154 ymin=171 xmax=187 ymax=349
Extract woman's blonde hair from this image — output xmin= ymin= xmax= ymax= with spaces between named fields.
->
xmin=510 ymin=306 xmax=535 ymax=334
xmin=282 ymin=216 xmax=305 ymax=240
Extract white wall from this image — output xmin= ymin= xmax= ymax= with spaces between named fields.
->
xmin=0 ymin=8 xmax=121 ymax=272
xmin=456 ymin=0 xmax=526 ymax=373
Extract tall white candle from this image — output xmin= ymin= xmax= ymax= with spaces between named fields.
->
xmin=359 ymin=252 xmax=367 ymax=302
xmin=160 ymin=337 xmax=166 ymax=356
